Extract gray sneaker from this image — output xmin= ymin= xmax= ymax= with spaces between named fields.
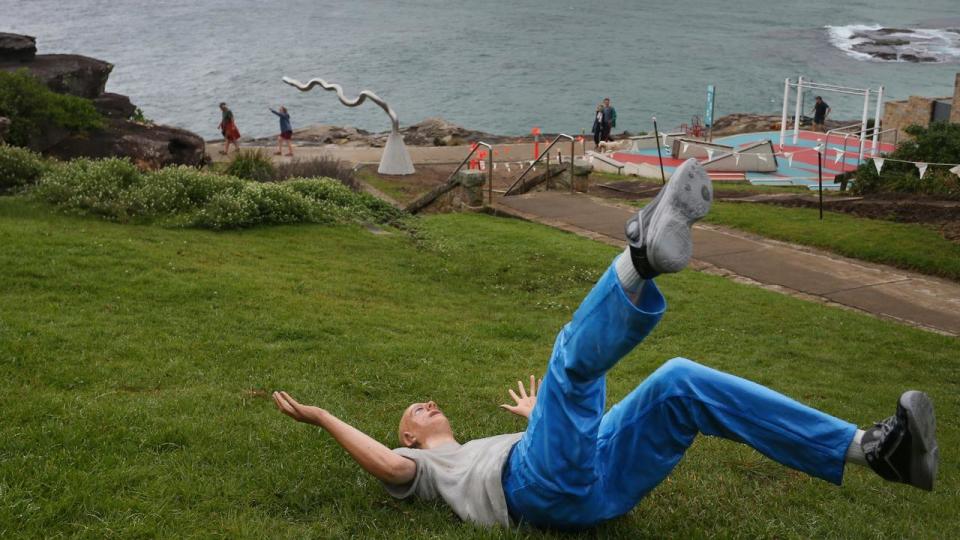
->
xmin=862 ymin=390 xmax=938 ymax=491
xmin=625 ymin=159 xmax=712 ymax=276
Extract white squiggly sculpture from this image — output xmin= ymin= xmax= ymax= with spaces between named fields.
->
xmin=283 ymin=76 xmax=415 ymax=175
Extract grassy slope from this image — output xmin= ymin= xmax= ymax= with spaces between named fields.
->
xmin=0 ymin=197 xmax=957 ymax=539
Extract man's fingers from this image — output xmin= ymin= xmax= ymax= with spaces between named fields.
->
xmin=529 ymin=374 xmax=536 ymax=397
xmin=508 ymin=388 xmax=521 ymax=404
xmin=517 ymin=380 xmax=527 ymax=399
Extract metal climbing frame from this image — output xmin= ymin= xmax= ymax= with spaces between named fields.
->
xmin=779 ymin=77 xmax=884 ymax=162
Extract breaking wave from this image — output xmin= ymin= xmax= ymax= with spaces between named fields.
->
xmin=826 ymin=24 xmax=960 ymax=63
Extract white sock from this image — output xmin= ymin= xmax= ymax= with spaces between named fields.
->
xmin=615 ymin=248 xmax=645 ymax=302
xmin=845 ymin=429 xmax=868 ymax=467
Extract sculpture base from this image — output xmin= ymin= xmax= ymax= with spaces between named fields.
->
xmin=378 ymin=131 xmax=415 ymax=175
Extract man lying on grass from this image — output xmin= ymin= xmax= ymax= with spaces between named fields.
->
xmin=273 ymin=159 xmax=939 ymax=530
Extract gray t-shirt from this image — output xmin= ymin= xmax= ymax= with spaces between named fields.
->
xmin=382 ymin=432 xmax=523 ymax=527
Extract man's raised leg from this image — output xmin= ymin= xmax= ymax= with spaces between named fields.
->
xmin=504 ymin=160 xmax=714 ymax=528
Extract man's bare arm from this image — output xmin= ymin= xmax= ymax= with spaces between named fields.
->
xmin=273 ymin=391 xmax=416 ymax=485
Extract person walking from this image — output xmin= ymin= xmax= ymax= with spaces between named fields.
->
xmin=591 ymin=103 xmax=605 ymax=149
xmin=218 ymin=102 xmax=241 ymax=155
xmin=602 ymin=97 xmax=617 ymax=142
xmin=811 ymin=96 xmax=831 ymax=132
xmin=270 ymin=106 xmax=294 ymax=157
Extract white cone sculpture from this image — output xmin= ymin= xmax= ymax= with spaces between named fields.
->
xmin=283 ymin=76 xmax=415 ymax=175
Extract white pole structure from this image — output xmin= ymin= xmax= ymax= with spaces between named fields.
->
xmin=779 ymin=77 xmax=791 ymax=149
xmin=792 ymin=75 xmax=804 ymax=144
xmin=871 ymin=86 xmax=884 ymax=155
xmin=858 ymin=87 xmax=870 ymax=162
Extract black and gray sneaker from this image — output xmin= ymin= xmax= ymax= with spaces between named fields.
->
xmin=862 ymin=390 xmax=938 ymax=491
xmin=625 ymin=158 xmax=712 ymax=278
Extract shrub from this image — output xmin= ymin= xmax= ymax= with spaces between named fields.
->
xmin=133 ymin=166 xmax=243 ymax=215
xmin=274 ymin=156 xmax=358 ymax=189
xmin=32 ymin=157 xmax=409 ymax=229
xmin=0 ymin=70 xmax=104 ymax=147
xmin=224 ymin=150 xmax=275 ymax=182
xmin=0 ymin=144 xmax=49 ymax=191
xmin=34 ymin=158 xmax=142 ymax=219
xmin=852 ymin=122 xmax=960 ymax=200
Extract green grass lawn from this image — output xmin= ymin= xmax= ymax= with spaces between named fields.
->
xmin=1 ymin=197 xmax=957 ymax=538
xmin=705 ymin=202 xmax=960 ymax=281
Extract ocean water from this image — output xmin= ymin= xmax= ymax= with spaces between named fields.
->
xmin=3 ymin=0 xmax=959 ymax=140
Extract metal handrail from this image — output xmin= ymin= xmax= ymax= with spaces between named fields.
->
xmin=405 ymin=141 xmax=494 ymax=214
xmin=504 ymin=134 xmax=575 ymax=196
xmin=824 ymin=124 xmax=896 ymax=164
xmin=443 ymin=142 xmax=494 ymax=205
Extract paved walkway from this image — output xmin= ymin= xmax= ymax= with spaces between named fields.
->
xmin=495 ymin=191 xmax=960 ymax=336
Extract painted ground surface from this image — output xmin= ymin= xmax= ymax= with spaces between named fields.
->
xmin=614 ymin=130 xmax=896 ymax=189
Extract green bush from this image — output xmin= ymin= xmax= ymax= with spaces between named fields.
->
xmin=35 ymin=158 xmax=141 ymax=219
xmin=224 ymin=150 xmax=275 ymax=182
xmin=0 ymin=70 xmax=104 ymax=147
xmin=133 ymin=166 xmax=244 ymax=215
xmin=852 ymin=122 xmax=960 ymax=200
xmin=32 ymin=157 xmax=408 ymax=229
xmin=0 ymin=144 xmax=49 ymax=191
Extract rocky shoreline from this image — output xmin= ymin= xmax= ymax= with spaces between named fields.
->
xmin=0 ymin=33 xmax=205 ymax=168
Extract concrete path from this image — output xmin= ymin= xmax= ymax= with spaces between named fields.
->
xmin=495 ymin=191 xmax=960 ymax=336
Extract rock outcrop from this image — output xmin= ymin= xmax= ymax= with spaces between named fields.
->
xmin=46 ymin=119 xmax=206 ymax=169
xmin=710 ymin=113 xmax=848 ymax=137
xmin=0 ymin=33 xmax=36 ymax=62
xmin=0 ymin=33 xmax=206 ymax=167
xmin=0 ymin=54 xmax=113 ymax=98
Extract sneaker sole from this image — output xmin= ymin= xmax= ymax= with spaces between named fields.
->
xmin=645 ymin=159 xmax=713 ymax=273
xmin=900 ymin=390 xmax=938 ymax=491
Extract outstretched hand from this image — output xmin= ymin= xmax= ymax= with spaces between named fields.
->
xmin=500 ymin=375 xmax=541 ymax=419
xmin=273 ymin=391 xmax=325 ymax=426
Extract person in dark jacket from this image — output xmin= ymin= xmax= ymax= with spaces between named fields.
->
xmin=591 ymin=103 xmax=605 ymax=149
xmin=270 ymin=106 xmax=294 ymax=157
xmin=602 ymin=97 xmax=617 ymax=142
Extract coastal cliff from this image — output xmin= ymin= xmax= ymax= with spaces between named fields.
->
xmin=0 ymin=32 xmax=206 ymax=168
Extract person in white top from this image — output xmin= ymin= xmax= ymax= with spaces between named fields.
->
xmin=273 ymin=159 xmax=938 ymax=530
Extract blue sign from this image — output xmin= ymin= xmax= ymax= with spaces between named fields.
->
xmin=705 ymin=85 xmax=716 ymax=127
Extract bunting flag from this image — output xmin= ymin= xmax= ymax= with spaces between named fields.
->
xmin=834 ymin=149 xmax=844 ymax=164
xmin=479 ymin=160 xmax=485 ymax=171
xmin=785 ymin=152 xmax=794 ymax=167
xmin=505 ymin=163 xmax=512 ymax=172
xmin=682 ymin=142 xmax=689 ymax=154
xmin=917 ymin=162 xmax=928 ymax=179
xmin=706 ymin=149 xmax=715 ymax=160
xmin=734 ymin=153 xmax=741 ymax=166
xmin=874 ymin=157 xmax=885 ymax=174
xmin=492 ymin=163 xmax=497 ymax=170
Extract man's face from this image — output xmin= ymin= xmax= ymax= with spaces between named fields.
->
xmin=604 ymin=99 xmax=610 ymax=107
xmin=399 ymin=401 xmax=452 ymax=447
xmin=815 ymin=98 xmax=822 ymax=104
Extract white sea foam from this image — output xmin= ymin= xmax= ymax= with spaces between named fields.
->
xmin=826 ymin=24 xmax=960 ymax=63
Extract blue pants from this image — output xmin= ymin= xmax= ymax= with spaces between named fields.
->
xmin=503 ymin=260 xmax=857 ymax=529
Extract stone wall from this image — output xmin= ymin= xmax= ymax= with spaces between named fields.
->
xmin=882 ymin=72 xmax=960 ymax=140
xmin=951 ymin=73 xmax=960 ymax=124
